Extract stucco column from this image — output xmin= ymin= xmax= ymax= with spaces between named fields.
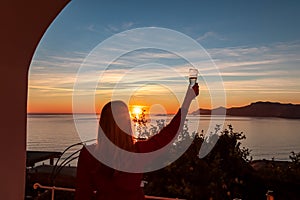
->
xmin=0 ymin=1 xmax=70 ymax=199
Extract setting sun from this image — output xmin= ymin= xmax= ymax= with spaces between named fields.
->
xmin=133 ymin=106 xmax=142 ymax=115
xmin=131 ymin=106 xmax=143 ymax=119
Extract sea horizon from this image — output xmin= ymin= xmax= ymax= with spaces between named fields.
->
xmin=27 ymin=114 xmax=300 ymax=162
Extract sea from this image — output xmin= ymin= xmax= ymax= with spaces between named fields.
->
xmin=27 ymin=114 xmax=300 ymax=165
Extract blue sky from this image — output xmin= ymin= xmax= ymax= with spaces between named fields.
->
xmin=28 ymin=0 xmax=300 ymax=113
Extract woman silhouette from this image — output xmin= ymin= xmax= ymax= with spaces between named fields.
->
xmin=75 ymin=83 xmax=199 ymax=200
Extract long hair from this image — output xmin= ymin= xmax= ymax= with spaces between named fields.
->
xmin=98 ymin=101 xmax=135 ymax=152
xmin=93 ymin=101 xmax=136 ymax=176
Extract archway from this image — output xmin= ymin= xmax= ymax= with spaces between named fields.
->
xmin=0 ymin=1 xmax=70 ymax=199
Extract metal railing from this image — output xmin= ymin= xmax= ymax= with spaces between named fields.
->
xmin=33 ymin=183 xmax=185 ymax=200
xmin=145 ymin=195 xmax=185 ymax=200
xmin=33 ymin=140 xmax=186 ymax=200
xmin=33 ymin=183 xmax=75 ymax=200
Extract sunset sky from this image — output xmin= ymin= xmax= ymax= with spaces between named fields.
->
xmin=28 ymin=0 xmax=300 ymax=114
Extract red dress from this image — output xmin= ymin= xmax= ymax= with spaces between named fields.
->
xmin=75 ymin=109 xmax=187 ymax=200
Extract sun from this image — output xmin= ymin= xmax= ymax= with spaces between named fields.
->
xmin=132 ymin=106 xmax=143 ymax=116
xmin=130 ymin=105 xmax=145 ymax=120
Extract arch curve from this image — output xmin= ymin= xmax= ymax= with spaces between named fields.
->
xmin=0 ymin=1 xmax=70 ymax=199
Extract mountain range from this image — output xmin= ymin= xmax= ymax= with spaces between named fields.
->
xmin=191 ymin=101 xmax=300 ymax=119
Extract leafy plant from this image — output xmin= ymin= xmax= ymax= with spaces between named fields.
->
xmin=133 ymin=114 xmax=300 ymax=199
xmin=289 ymin=151 xmax=300 ymax=166
xmin=138 ymin=115 xmax=257 ymax=199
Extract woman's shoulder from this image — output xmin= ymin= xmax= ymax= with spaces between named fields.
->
xmin=79 ymin=144 xmax=98 ymax=161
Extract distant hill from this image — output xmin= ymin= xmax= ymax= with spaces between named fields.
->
xmin=191 ymin=101 xmax=300 ymax=119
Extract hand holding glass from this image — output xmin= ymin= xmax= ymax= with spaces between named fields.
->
xmin=189 ymin=68 xmax=198 ymax=88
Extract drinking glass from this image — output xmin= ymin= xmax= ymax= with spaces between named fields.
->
xmin=189 ymin=68 xmax=198 ymax=87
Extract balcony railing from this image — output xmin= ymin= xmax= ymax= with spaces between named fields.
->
xmin=33 ymin=182 xmax=186 ymax=200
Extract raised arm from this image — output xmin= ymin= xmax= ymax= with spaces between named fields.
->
xmin=182 ymin=83 xmax=200 ymax=112
xmin=136 ymin=83 xmax=199 ymax=153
